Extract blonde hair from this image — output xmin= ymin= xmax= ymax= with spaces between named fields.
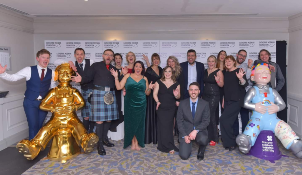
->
xmin=207 ymin=55 xmax=217 ymax=63
xmin=126 ymin=51 xmax=136 ymax=63
xmin=166 ymin=56 xmax=182 ymax=78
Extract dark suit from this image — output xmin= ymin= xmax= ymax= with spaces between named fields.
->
xmin=177 ymin=98 xmax=210 ymax=160
xmin=180 ymin=61 xmax=205 ymax=99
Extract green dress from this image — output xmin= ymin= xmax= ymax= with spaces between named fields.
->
xmin=124 ymin=76 xmax=146 ymax=148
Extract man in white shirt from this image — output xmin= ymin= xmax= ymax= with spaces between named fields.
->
xmin=0 ymin=49 xmax=54 ymax=140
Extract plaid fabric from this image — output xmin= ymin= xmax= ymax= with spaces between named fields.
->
xmin=91 ymin=89 xmax=119 ymax=122
xmin=81 ymin=89 xmax=92 ymax=119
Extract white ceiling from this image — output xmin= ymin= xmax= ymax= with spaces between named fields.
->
xmin=1 ymin=0 xmax=302 ymax=18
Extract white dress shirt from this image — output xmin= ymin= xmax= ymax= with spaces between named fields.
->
xmin=0 ymin=65 xmax=56 ymax=99
xmin=187 ymin=62 xmax=197 ymax=90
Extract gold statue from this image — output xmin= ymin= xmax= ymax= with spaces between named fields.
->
xmin=16 ymin=63 xmax=98 ymax=162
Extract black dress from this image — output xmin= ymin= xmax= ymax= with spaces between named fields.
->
xmin=156 ymin=80 xmax=179 ymax=153
xmin=203 ymin=69 xmax=220 ymax=143
xmin=144 ymin=66 xmax=163 ymax=144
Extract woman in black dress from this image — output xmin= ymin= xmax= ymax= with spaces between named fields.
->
xmin=220 ymin=55 xmax=247 ymax=151
xmin=203 ymin=55 xmax=224 ymax=146
xmin=153 ymin=66 xmax=180 ymax=154
xmin=144 ymin=53 xmax=163 ymax=144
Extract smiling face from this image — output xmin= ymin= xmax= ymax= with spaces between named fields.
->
xmin=103 ymin=50 xmax=114 ymax=65
xmin=187 ymin=52 xmax=196 ymax=65
xmin=189 ymin=85 xmax=200 ymax=100
xmin=207 ymin=56 xmax=216 ymax=69
xmin=225 ymin=58 xmax=236 ymax=70
xmin=114 ymin=55 xmax=122 ymax=67
xmin=134 ymin=62 xmax=143 ymax=74
xmin=152 ymin=57 xmax=160 ymax=66
xmin=36 ymin=54 xmax=50 ymax=68
xmin=218 ymin=51 xmax=226 ymax=62
xmin=251 ymin=65 xmax=271 ymax=85
xmin=74 ymin=50 xmax=85 ymax=64
xmin=127 ymin=52 xmax=136 ymax=64
xmin=164 ymin=67 xmax=172 ymax=79
xmin=236 ymin=51 xmax=247 ymax=64
xmin=167 ymin=58 xmax=175 ymax=69
xmin=259 ymin=50 xmax=270 ymax=63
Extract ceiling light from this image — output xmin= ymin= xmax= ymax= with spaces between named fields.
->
xmin=84 ymin=0 xmax=88 ymax=1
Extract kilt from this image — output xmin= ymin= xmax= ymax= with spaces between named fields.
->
xmin=91 ymin=89 xmax=119 ymax=122
xmin=81 ymin=89 xmax=92 ymax=119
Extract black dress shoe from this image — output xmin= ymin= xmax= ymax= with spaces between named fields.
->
xmin=197 ymin=146 xmax=206 ymax=161
xmin=103 ymin=139 xmax=115 ymax=147
xmin=229 ymin=146 xmax=237 ymax=151
xmin=97 ymin=143 xmax=106 ymax=155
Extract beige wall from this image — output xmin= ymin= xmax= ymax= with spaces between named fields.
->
xmin=0 ymin=7 xmax=34 ymax=96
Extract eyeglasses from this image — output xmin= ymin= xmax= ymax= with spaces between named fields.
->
xmin=238 ymin=54 xmax=247 ymax=58
xmin=103 ymin=54 xmax=114 ymax=57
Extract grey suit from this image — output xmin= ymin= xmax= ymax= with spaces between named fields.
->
xmin=177 ymin=98 xmax=210 ymax=160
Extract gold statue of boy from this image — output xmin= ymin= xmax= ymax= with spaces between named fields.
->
xmin=16 ymin=63 xmax=98 ymax=162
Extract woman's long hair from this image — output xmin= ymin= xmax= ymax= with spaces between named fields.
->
xmin=161 ymin=66 xmax=176 ymax=83
xmin=216 ymin=50 xmax=227 ymax=70
xmin=166 ymin=56 xmax=182 ymax=78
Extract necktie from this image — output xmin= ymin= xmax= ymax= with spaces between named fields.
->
xmin=41 ymin=69 xmax=45 ymax=81
xmin=106 ymin=65 xmax=109 ymax=70
xmin=192 ymin=102 xmax=196 ymax=119
xmin=79 ymin=63 xmax=83 ymax=71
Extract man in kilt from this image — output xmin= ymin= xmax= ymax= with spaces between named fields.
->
xmin=73 ymin=48 xmax=95 ymax=133
xmin=72 ymin=49 xmax=119 ymax=155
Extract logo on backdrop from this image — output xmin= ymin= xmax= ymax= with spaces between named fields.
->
xmin=220 ymin=41 xmax=236 ymax=48
xmin=45 ymin=42 xmax=62 ymax=49
xmin=200 ymin=41 xmax=216 ymax=48
xmin=123 ymin=42 xmax=139 ymax=48
xmin=181 ymin=42 xmax=197 ymax=48
xmin=66 ymin=42 xmax=81 ymax=48
xmin=239 ymin=41 xmax=255 ymax=48
xmin=85 ymin=42 xmax=101 ymax=48
xmin=143 ymin=42 xmax=158 ymax=48
xmin=95 ymin=53 xmax=103 ymax=60
xmin=259 ymin=41 xmax=275 ymax=48
xmin=249 ymin=51 xmax=258 ymax=59
xmin=85 ymin=53 xmax=91 ymax=59
xmin=56 ymin=53 xmax=71 ymax=59
xmin=161 ymin=41 xmax=178 ymax=48
xmin=104 ymin=41 xmax=120 ymax=49
xmin=197 ymin=52 xmax=207 ymax=59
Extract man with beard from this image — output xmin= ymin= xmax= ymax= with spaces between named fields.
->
xmin=177 ymin=82 xmax=210 ymax=161
xmin=72 ymin=49 xmax=119 ymax=155
xmin=180 ymin=49 xmax=205 ymax=99
xmin=233 ymin=49 xmax=253 ymax=136
xmin=73 ymin=48 xmax=95 ymax=133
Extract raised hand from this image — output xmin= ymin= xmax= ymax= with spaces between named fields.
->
xmin=71 ymin=72 xmax=82 ymax=83
xmin=255 ymin=102 xmax=266 ymax=114
xmin=0 ymin=64 xmax=7 ymax=74
xmin=156 ymin=101 xmax=161 ymax=110
xmin=110 ymin=68 xmax=118 ymax=78
xmin=149 ymin=81 xmax=154 ymax=89
xmin=214 ymin=72 xmax=220 ymax=83
xmin=267 ymin=103 xmax=279 ymax=114
xmin=142 ymin=54 xmax=149 ymax=63
xmin=248 ymin=59 xmax=253 ymax=68
xmin=173 ymin=88 xmax=179 ymax=97
xmin=68 ymin=61 xmax=77 ymax=72
xmin=122 ymin=66 xmax=128 ymax=75
xmin=236 ymin=68 xmax=246 ymax=79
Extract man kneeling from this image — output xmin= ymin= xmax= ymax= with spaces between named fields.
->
xmin=177 ymin=82 xmax=210 ymax=160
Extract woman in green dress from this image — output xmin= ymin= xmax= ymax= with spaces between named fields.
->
xmin=111 ymin=60 xmax=153 ymax=150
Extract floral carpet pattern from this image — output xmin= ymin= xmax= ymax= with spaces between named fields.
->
xmin=23 ymin=138 xmax=302 ymax=175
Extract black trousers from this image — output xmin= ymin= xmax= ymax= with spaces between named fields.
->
xmin=233 ymin=107 xmax=250 ymax=137
xmin=220 ymin=100 xmax=242 ymax=148
xmin=179 ymin=130 xmax=208 ymax=160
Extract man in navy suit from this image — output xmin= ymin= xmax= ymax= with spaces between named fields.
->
xmin=180 ymin=49 xmax=205 ymax=100
xmin=0 ymin=49 xmax=53 ymax=140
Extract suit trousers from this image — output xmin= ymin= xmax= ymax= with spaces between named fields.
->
xmin=220 ymin=100 xmax=242 ymax=148
xmin=23 ymin=98 xmax=48 ymax=140
xmin=233 ymin=107 xmax=250 ymax=137
xmin=179 ymin=130 xmax=208 ymax=160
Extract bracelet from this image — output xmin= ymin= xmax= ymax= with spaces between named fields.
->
xmin=147 ymin=88 xmax=151 ymax=91
xmin=156 ymin=101 xmax=160 ymax=103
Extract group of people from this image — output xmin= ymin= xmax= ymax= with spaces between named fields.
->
xmin=0 ymin=47 xmax=286 ymax=161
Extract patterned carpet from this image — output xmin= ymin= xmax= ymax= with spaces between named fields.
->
xmin=23 ymin=137 xmax=302 ymax=175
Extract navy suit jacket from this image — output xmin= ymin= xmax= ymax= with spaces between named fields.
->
xmin=180 ymin=61 xmax=205 ymax=99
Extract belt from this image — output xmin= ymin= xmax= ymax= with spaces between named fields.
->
xmin=93 ymin=86 xmax=114 ymax=91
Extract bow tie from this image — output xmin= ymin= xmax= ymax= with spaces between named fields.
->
xmin=257 ymin=85 xmax=269 ymax=90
